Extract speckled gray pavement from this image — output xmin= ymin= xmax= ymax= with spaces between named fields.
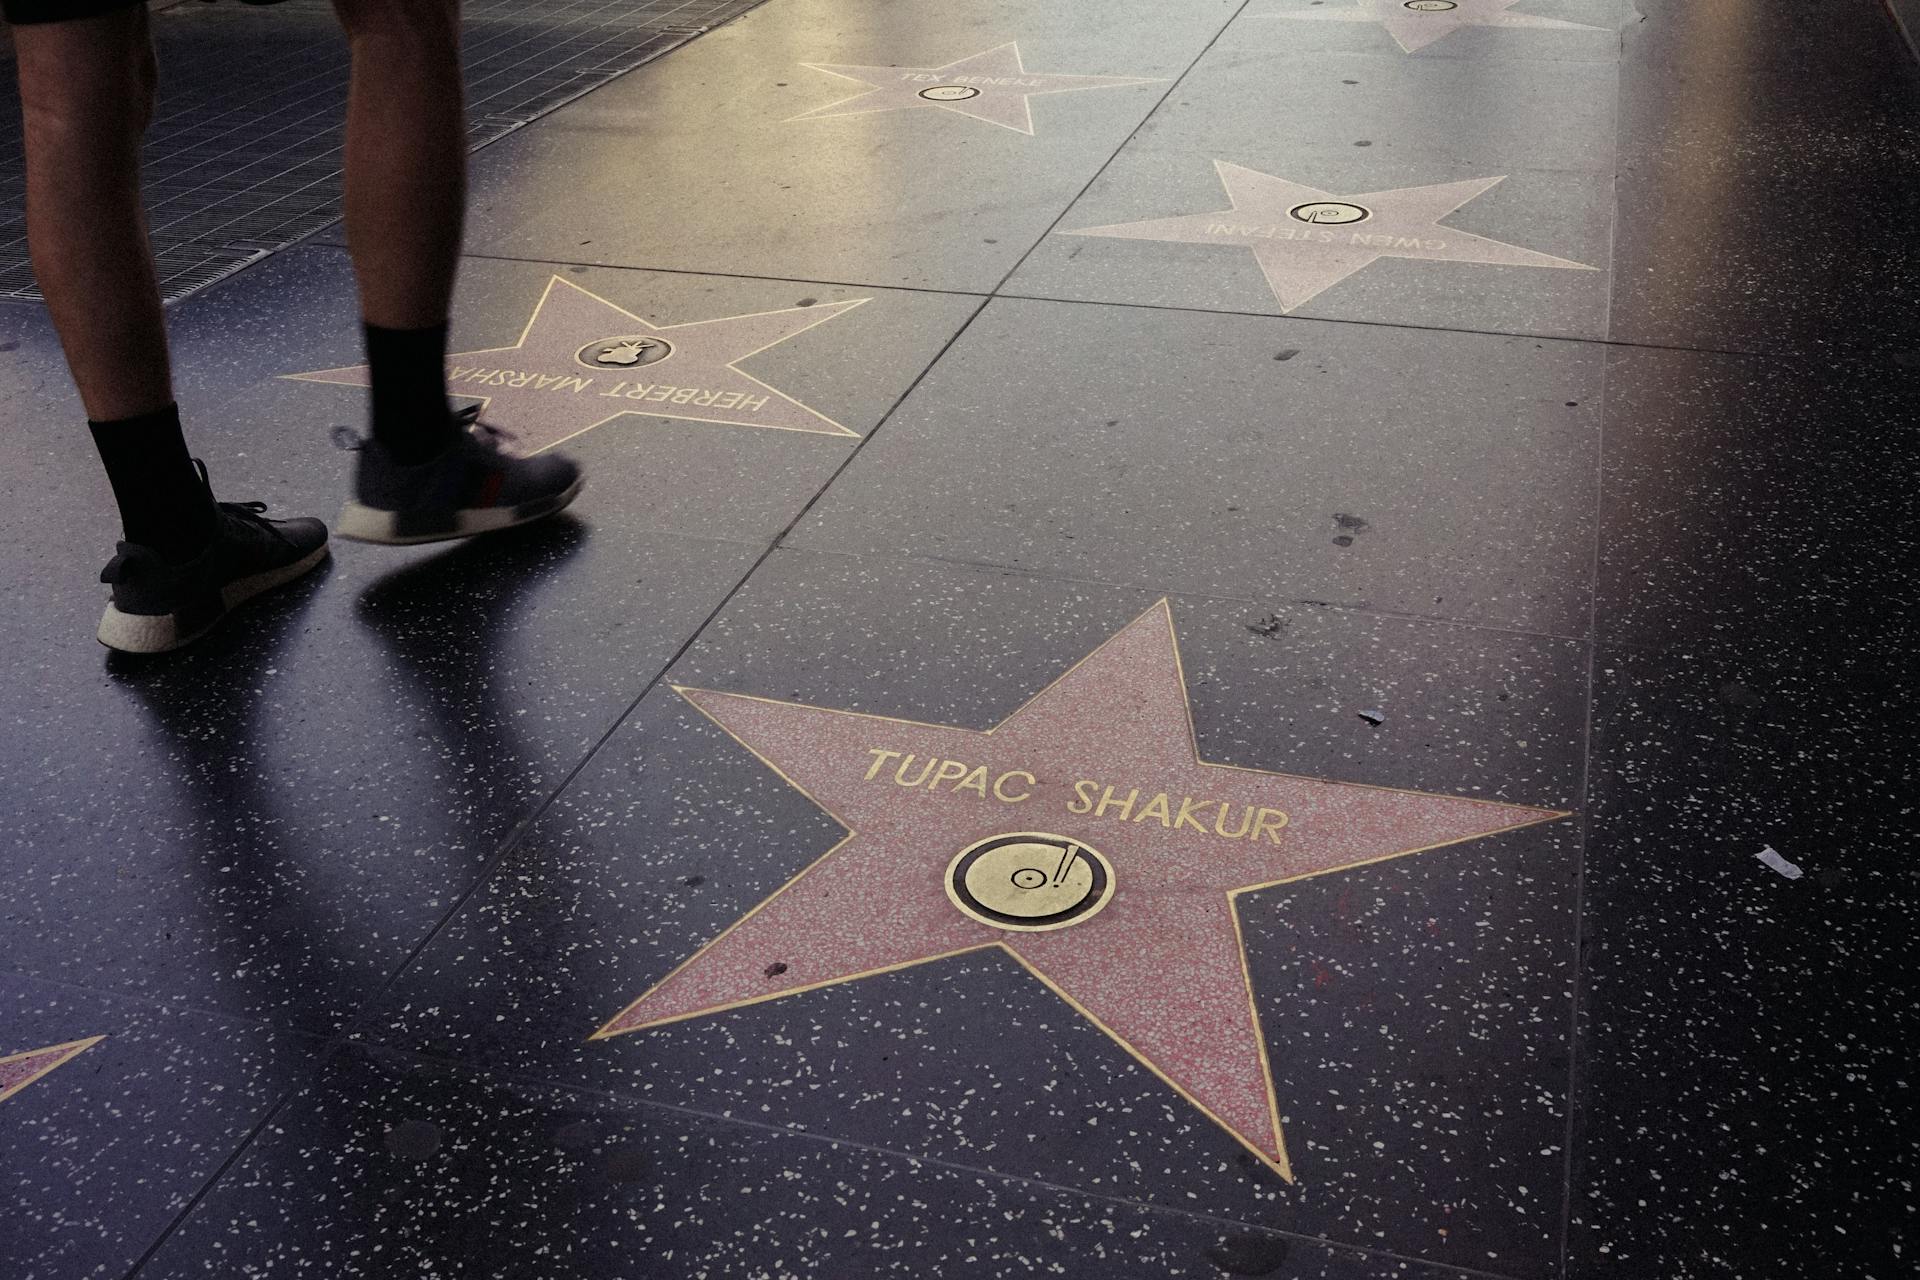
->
xmin=1 ymin=2 xmax=1915 ymax=1279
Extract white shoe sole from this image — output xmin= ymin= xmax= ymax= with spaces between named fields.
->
xmin=332 ymin=474 xmax=584 ymax=546
xmin=96 ymin=543 xmax=331 ymax=655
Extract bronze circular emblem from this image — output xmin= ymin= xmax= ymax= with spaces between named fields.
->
xmin=1288 ymin=200 xmax=1371 ymax=226
xmin=946 ymin=833 xmax=1114 ymax=933
xmin=918 ymin=85 xmax=982 ymax=102
xmin=578 ymin=335 xmax=673 ymax=370
xmin=1404 ymin=1 xmax=1458 ymax=10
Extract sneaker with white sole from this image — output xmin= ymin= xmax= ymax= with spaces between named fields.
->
xmin=335 ymin=406 xmax=583 ymax=546
xmin=97 ymin=464 xmax=330 ymax=654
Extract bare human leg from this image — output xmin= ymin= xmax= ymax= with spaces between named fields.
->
xmin=14 ymin=3 xmax=217 ymax=566
xmin=331 ymin=0 xmax=465 ymax=465
xmin=16 ymin=6 xmax=169 ymax=421
xmin=332 ymin=0 xmax=465 ymax=331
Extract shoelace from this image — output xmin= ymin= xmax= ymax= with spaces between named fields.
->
xmin=187 ymin=459 xmax=271 ymax=524
xmin=330 ymin=405 xmax=518 ymax=454
xmin=454 ymin=404 xmax=520 ymax=452
xmin=100 ymin=464 xmax=278 ymax=582
xmin=191 ymin=458 xmax=294 ymax=544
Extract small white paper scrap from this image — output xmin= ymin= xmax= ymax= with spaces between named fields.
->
xmin=1755 ymin=846 xmax=1803 ymax=880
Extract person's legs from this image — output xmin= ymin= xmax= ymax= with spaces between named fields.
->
xmin=13 ymin=3 xmax=218 ymax=563
xmin=12 ymin=0 xmax=328 ymax=653
xmin=327 ymin=0 xmax=582 ymax=545
xmin=333 ymin=0 xmax=464 ymax=464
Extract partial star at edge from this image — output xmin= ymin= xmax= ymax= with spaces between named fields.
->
xmin=0 ymin=1036 xmax=104 ymax=1104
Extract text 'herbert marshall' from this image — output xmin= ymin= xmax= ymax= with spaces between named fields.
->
xmin=445 ymin=366 xmax=770 ymax=411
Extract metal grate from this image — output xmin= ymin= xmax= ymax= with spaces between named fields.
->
xmin=0 ymin=0 xmax=767 ymax=304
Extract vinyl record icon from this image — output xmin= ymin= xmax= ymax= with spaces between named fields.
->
xmin=946 ymin=833 xmax=1115 ymax=932
xmin=1288 ymin=201 xmax=1370 ymax=226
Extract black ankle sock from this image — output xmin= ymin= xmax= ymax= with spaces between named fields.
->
xmin=87 ymin=404 xmax=220 ymax=563
xmin=364 ymin=321 xmax=458 ymax=465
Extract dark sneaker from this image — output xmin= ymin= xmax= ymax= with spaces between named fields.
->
xmin=97 ymin=467 xmax=330 ymax=654
xmin=335 ymin=407 xmax=582 ymax=546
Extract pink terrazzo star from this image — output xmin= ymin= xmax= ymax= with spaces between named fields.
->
xmin=287 ymin=277 xmax=863 ymax=453
xmin=596 ymin=603 xmax=1566 ymax=1176
xmin=0 ymin=1036 xmax=103 ymax=1104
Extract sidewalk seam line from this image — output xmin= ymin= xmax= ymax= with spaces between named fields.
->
xmin=336 ymin=1034 xmax=1540 ymax=1280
